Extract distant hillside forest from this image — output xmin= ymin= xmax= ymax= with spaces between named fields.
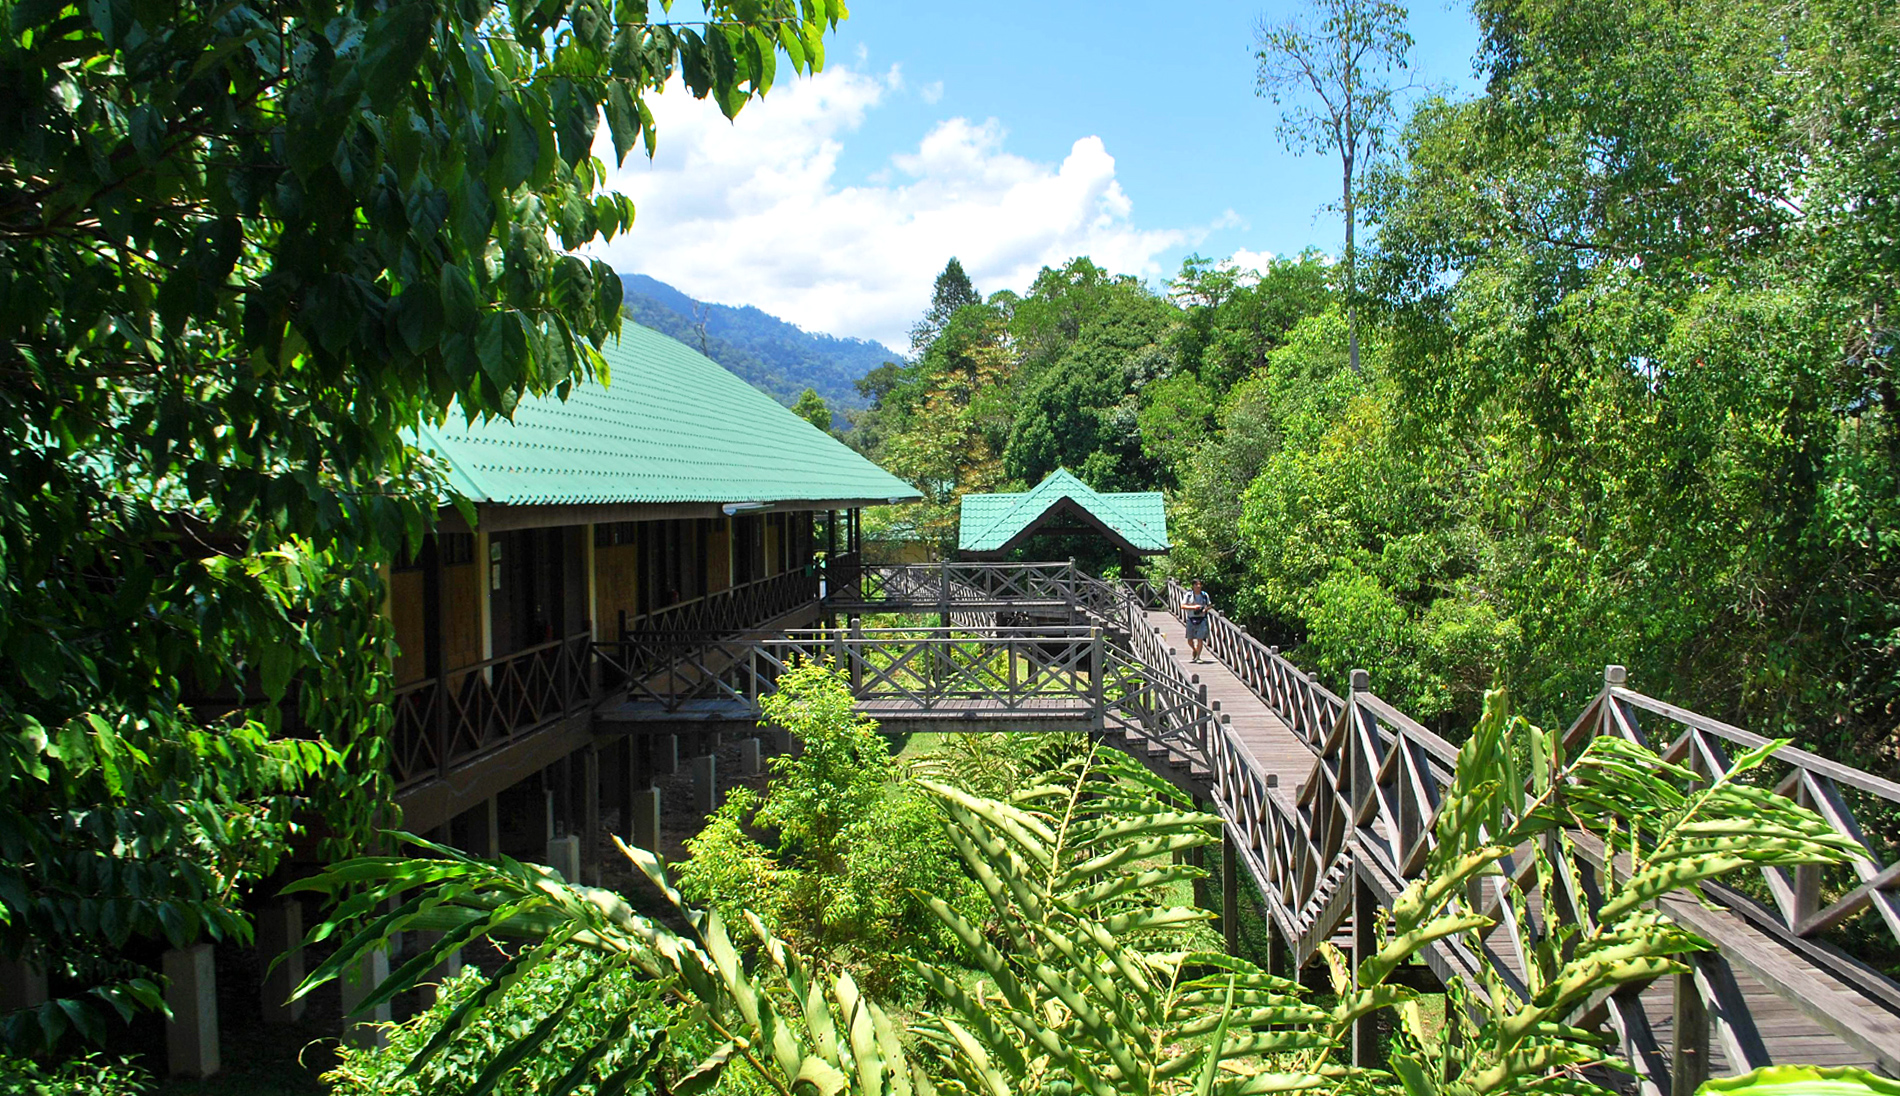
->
xmin=855 ymin=0 xmax=1899 ymax=769
xmin=619 ymin=273 xmax=894 ymax=410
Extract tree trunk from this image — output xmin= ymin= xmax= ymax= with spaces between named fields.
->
xmin=1343 ymin=155 xmax=1361 ymax=376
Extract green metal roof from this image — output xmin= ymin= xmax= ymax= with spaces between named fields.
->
xmin=958 ymin=469 xmax=1169 ymax=554
xmin=413 ymin=324 xmax=920 ymax=507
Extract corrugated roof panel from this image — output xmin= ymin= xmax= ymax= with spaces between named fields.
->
xmin=412 ymin=324 xmax=920 ymax=506
xmin=958 ymin=469 xmax=1169 ymax=553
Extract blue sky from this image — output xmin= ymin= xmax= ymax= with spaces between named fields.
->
xmin=588 ymin=0 xmax=1483 ymax=350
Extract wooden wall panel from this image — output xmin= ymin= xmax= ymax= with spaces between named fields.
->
xmin=442 ymin=562 xmax=483 ymax=672
xmin=390 ymin=570 xmax=427 ymax=685
xmin=708 ymin=525 xmax=731 ymax=592
xmin=595 ymin=542 xmax=640 ymax=636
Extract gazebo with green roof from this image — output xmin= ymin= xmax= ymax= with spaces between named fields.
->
xmin=957 ymin=469 xmax=1168 ymax=572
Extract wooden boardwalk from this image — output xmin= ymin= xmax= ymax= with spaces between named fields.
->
xmin=1146 ymin=604 xmax=1890 ymax=1077
xmin=1146 ymin=609 xmax=1314 ymax=809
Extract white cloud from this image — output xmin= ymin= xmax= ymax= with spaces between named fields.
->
xmin=1221 ymin=248 xmax=1277 ymax=280
xmin=919 ymin=80 xmax=944 ymax=105
xmin=584 ymin=65 xmax=1213 ymax=350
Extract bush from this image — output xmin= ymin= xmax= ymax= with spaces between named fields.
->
xmin=0 ymin=1053 xmax=149 ymax=1096
xmin=673 ymin=662 xmax=983 ymax=997
xmin=323 ymin=950 xmax=693 ymax=1096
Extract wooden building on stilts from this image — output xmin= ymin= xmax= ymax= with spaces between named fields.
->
xmin=381 ymin=323 xmax=917 ymax=876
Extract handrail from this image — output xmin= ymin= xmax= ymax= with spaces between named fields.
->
xmin=389 ymin=631 xmax=595 ymax=788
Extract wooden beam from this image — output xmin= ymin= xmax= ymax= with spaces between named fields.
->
xmin=470 ymin=498 xmax=910 ymax=534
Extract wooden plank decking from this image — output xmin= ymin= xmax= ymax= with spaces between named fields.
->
xmin=1146 ymin=608 xmax=1314 ymax=809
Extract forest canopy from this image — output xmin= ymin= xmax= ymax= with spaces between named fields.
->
xmin=853 ymin=0 xmax=1900 ymax=761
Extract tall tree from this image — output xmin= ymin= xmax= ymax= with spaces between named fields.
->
xmin=792 ymin=388 xmax=833 ymax=433
xmin=1254 ymin=0 xmax=1413 ymax=375
xmin=908 ymin=257 xmax=983 ymax=360
xmin=0 ymin=0 xmax=841 ymax=1047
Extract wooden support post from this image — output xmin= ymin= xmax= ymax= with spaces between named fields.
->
xmin=164 ymin=943 xmax=220 ymax=1077
xmin=1351 ymin=873 xmax=1379 ymax=1067
xmin=848 ymin=617 xmax=863 ymax=693
xmin=257 ymin=899 xmax=306 ymax=1024
xmin=1222 ymin=831 xmax=1240 ymax=955
xmin=1672 ymin=971 xmax=1710 ymax=1095
xmin=484 ymin=794 xmax=501 ymax=858
xmin=620 ymin=737 xmax=637 ymax=839
xmin=1191 ymin=830 xmax=1212 ymax=911
xmin=1089 ymin=628 xmax=1105 ymax=735
xmin=582 ymin=744 xmax=601 ymax=885
xmin=1265 ymin=910 xmax=1292 ymax=979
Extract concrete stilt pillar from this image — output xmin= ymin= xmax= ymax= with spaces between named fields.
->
xmin=163 ymin=943 xmax=220 ymax=1077
xmin=484 ymin=795 xmax=501 ymax=858
xmin=0 ymin=957 xmax=47 ymax=1015
xmin=544 ymin=787 xmax=558 ymax=841
xmin=582 ymin=745 xmax=601 ymax=885
xmin=738 ymin=737 xmax=762 ymax=777
xmin=621 ymin=737 xmax=639 ymax=838
xmin=339 ymin=949 xmax=391 ymax=1048
xmin=546 ymin=834 xmax=582 ymax=883
xmin=257 ymin=899 xmax=306 ymax=1023
xmin=415 ymin=931 xmax=464 ymax=1009
xmin=632 ymin=786 xmax=661 ymax=853
xmin=651 ymin=734 xmax=678 ymax=779
xmin=691 ymin=753 xmax=717 ymax=815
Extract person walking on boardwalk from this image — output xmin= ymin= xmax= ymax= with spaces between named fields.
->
xmin=1181 ymin=579 xmax=1212 ymax=663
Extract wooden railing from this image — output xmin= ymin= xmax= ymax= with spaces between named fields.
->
xmin=1571 ymin=677 xmax=1900 ymax=1029
xmin=1153 ymin=577 xmax=1900 ymax=1084
xmin=598 ymin=626 xmax=1102 ymax=714
xmin=1162 ymin=578 xmax=1345 ymax=751
xmin=840 ymin=561 xmax=1089 ymax=609
xmin=389 ymin=631 xmax=594 ymax=788
xmin=625 ymin=568 xmax=818 ymax=636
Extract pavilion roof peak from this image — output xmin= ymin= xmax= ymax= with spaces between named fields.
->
xmin=958 ymin=469 xmax=1168 ymax=555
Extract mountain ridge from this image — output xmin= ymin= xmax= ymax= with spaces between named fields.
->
xmin=619 ymin=273 xmax=897 ymax=411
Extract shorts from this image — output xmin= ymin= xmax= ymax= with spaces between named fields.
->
xmin=1184 ymin=616 xmax=1209 ymax=641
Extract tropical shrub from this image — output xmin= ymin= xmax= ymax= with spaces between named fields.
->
xmin=324 ymin=954 xmax=679 ymax=1096
xmin=673 ymin=661 xmax=982 ymax=996
xmin=907 ymin=732 xmax=1087 ymax=801
xmin=0 ymin=1052 xmax=148 ymax=1096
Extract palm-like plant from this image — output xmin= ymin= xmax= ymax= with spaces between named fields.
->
xmin=1360 ymin=695 xmax=1863 ymax=1096
xmin=913 ymin=693 xmax=1862 ymax=1096
xmin=905 ymin=742 xmax=1334 ymax=1096
xmin=290 ymin=674 xmax=1858 ymax=1096
xmin=291 ymin=836 xmax=927 ymax=1096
